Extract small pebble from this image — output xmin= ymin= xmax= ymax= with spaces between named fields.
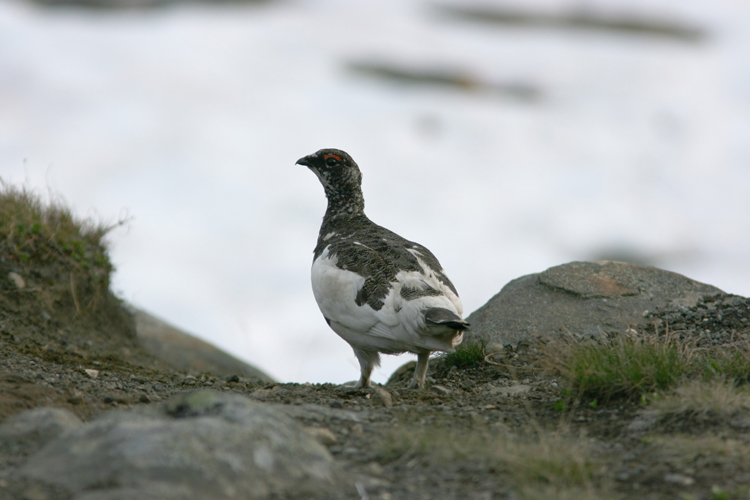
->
xmin=372 ymin=387 xmax=393 ymax=408
xmin=305 ymin=426 xmax=338 ymax=446
xmin=8 ymin=272 xmax=25 ymax=289
xmin=431 ymin=385 xmax=452 ymax=396
xmin=663 ymin=473 xmax=694 ymax=486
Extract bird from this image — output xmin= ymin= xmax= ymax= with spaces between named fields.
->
xmin=296 ymin=148 xmax=469 ymax=389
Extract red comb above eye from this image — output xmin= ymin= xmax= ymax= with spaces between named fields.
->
xmin=323 ymin=154 xmax=342 ymax=161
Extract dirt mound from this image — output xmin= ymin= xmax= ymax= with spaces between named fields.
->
xmin=0 ymin=185 xmax=174 ymax=420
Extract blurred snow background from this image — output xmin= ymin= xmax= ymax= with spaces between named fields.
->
xmin=1 ymin=0 xmax=749 ymax=384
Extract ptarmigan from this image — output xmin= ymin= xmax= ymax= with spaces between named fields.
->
xmin=297 ymin=148 xmax=469 ymax=389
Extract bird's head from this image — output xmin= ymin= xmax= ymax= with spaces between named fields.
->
xmin=296 ymin=149 xmax=364 ymax=210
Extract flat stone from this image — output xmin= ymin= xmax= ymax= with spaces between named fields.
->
xmin=20 ymin=390 xmax=338 ymax=500
xmin=664 ymin=473 xmax=694 ymax=486
xmin=627 ymin=411 xmax=660 ymax=434
xmin=305 ymin=427 xmax=338 ymax=446
xmin=489 ymin=384 xmax=531 ymax=397
xmin=431 ymin=385 xmax=452 ymax=396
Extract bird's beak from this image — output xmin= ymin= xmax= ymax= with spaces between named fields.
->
xmin=296 ymin=156 xmax=312 ymax=168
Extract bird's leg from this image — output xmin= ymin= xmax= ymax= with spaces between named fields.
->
xmin=352 ymin=374 xmax=370 ymax=389
xmin=350 ymin=348 xmax=380 ymax=389
xmin=408 ymin=350 xmax=431 ymax=389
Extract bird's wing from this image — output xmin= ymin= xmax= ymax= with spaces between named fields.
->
xmin=313 ymin=227 xmax=463 ymax=350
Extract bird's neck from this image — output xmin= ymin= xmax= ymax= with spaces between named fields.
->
xmin=323 ymin=188 xmax=365 ymax=220
xmin=315 ymin=198 xmax=369 ymax=259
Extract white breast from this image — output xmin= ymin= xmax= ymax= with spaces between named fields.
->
xmin=311 ymin=247 xmax=372 ymax=331
xmin=311 ymin=245 xmax=464 ymax=355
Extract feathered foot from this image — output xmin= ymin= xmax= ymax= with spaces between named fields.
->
xmin=407 ymin=350 xmax=431 ymax=389
xmin=349 ymin=348 xmax=380 ymax=389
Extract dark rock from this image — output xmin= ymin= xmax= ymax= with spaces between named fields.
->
xmin=465 ymin=261 xmax=723 ymax=348
xmin=20 ymin=391 xmax=338 ymax=500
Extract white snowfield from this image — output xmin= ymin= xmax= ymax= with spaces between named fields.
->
xmin=1 ymin=0 xmax=749 ymax=384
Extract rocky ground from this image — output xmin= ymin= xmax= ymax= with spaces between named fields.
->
xmin=2 ymin=188 xmax=750 ymax=499
xmin=2 ymin=287 xmax=750 ymax=499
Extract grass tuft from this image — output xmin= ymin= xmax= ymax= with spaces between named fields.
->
xmin=696 ymin=341 xmax=750 ymax=383
xmin=0 ymin=181 xmax=125 ymax=312
xmin=441 ymin=339 xmax=487 ymax=368
xmin=504 ymin=433 xmax=597 ymax=489
xmin=648 ymin=379 xmax=750 ymax=419
xmin=0 ymin=182 xmax=114 ymax=274
xmin=544 ymin=332 xmax=691 ymax=401
xmin=542 ymin=326 xmax=750 ymax=404
xmin=643 ymin=434 xmax=750 ymax=469
xmin=377 ymin=425 xmax=611 ymax=498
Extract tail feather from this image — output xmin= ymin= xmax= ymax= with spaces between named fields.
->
xmin=424 ymin=307 xmax=470 ymax=331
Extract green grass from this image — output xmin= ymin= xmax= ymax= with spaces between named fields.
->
xmin=0 ymin=182 xmax=124 ymax=311
xmin=543 ymin=329 xmax=750 ymax=403
xmin=441 ymin=339 xmax=487 ymax=368
xmin=558 ymin=334 xmax=690 ymax=400
xmin=0 ymin=182 xmax=115 ymax=275
xmin=696 ymin=343 xmax=750 ymax=382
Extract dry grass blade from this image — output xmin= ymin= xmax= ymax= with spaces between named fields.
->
xmin=643 ymin=434 xmax=750 ymax=467
xmin=377 ymin=425 xmax=612 ymax=497
xmin=649 ymin=379 xmax=750 ymax=418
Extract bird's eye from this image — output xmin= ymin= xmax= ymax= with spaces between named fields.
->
xmin=325 ymin=157 xmax=337 ymax=166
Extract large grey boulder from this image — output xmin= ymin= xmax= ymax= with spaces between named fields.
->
xmin=465 ymin=261 xmax=723 ymax=349
xmin=19 ymin=391 xmax=337 ymax=500
xmin=0 ymin=407 xmax=82 ymax=465
xmin=131 ymin=306 xmax=274 ymax=382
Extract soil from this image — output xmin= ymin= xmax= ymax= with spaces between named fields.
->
xmin=2 ymin=255 xmax=750 ymax=500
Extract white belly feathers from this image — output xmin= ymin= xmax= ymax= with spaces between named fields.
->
xmin=311 ymin=246 xmax=463 ymax=354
